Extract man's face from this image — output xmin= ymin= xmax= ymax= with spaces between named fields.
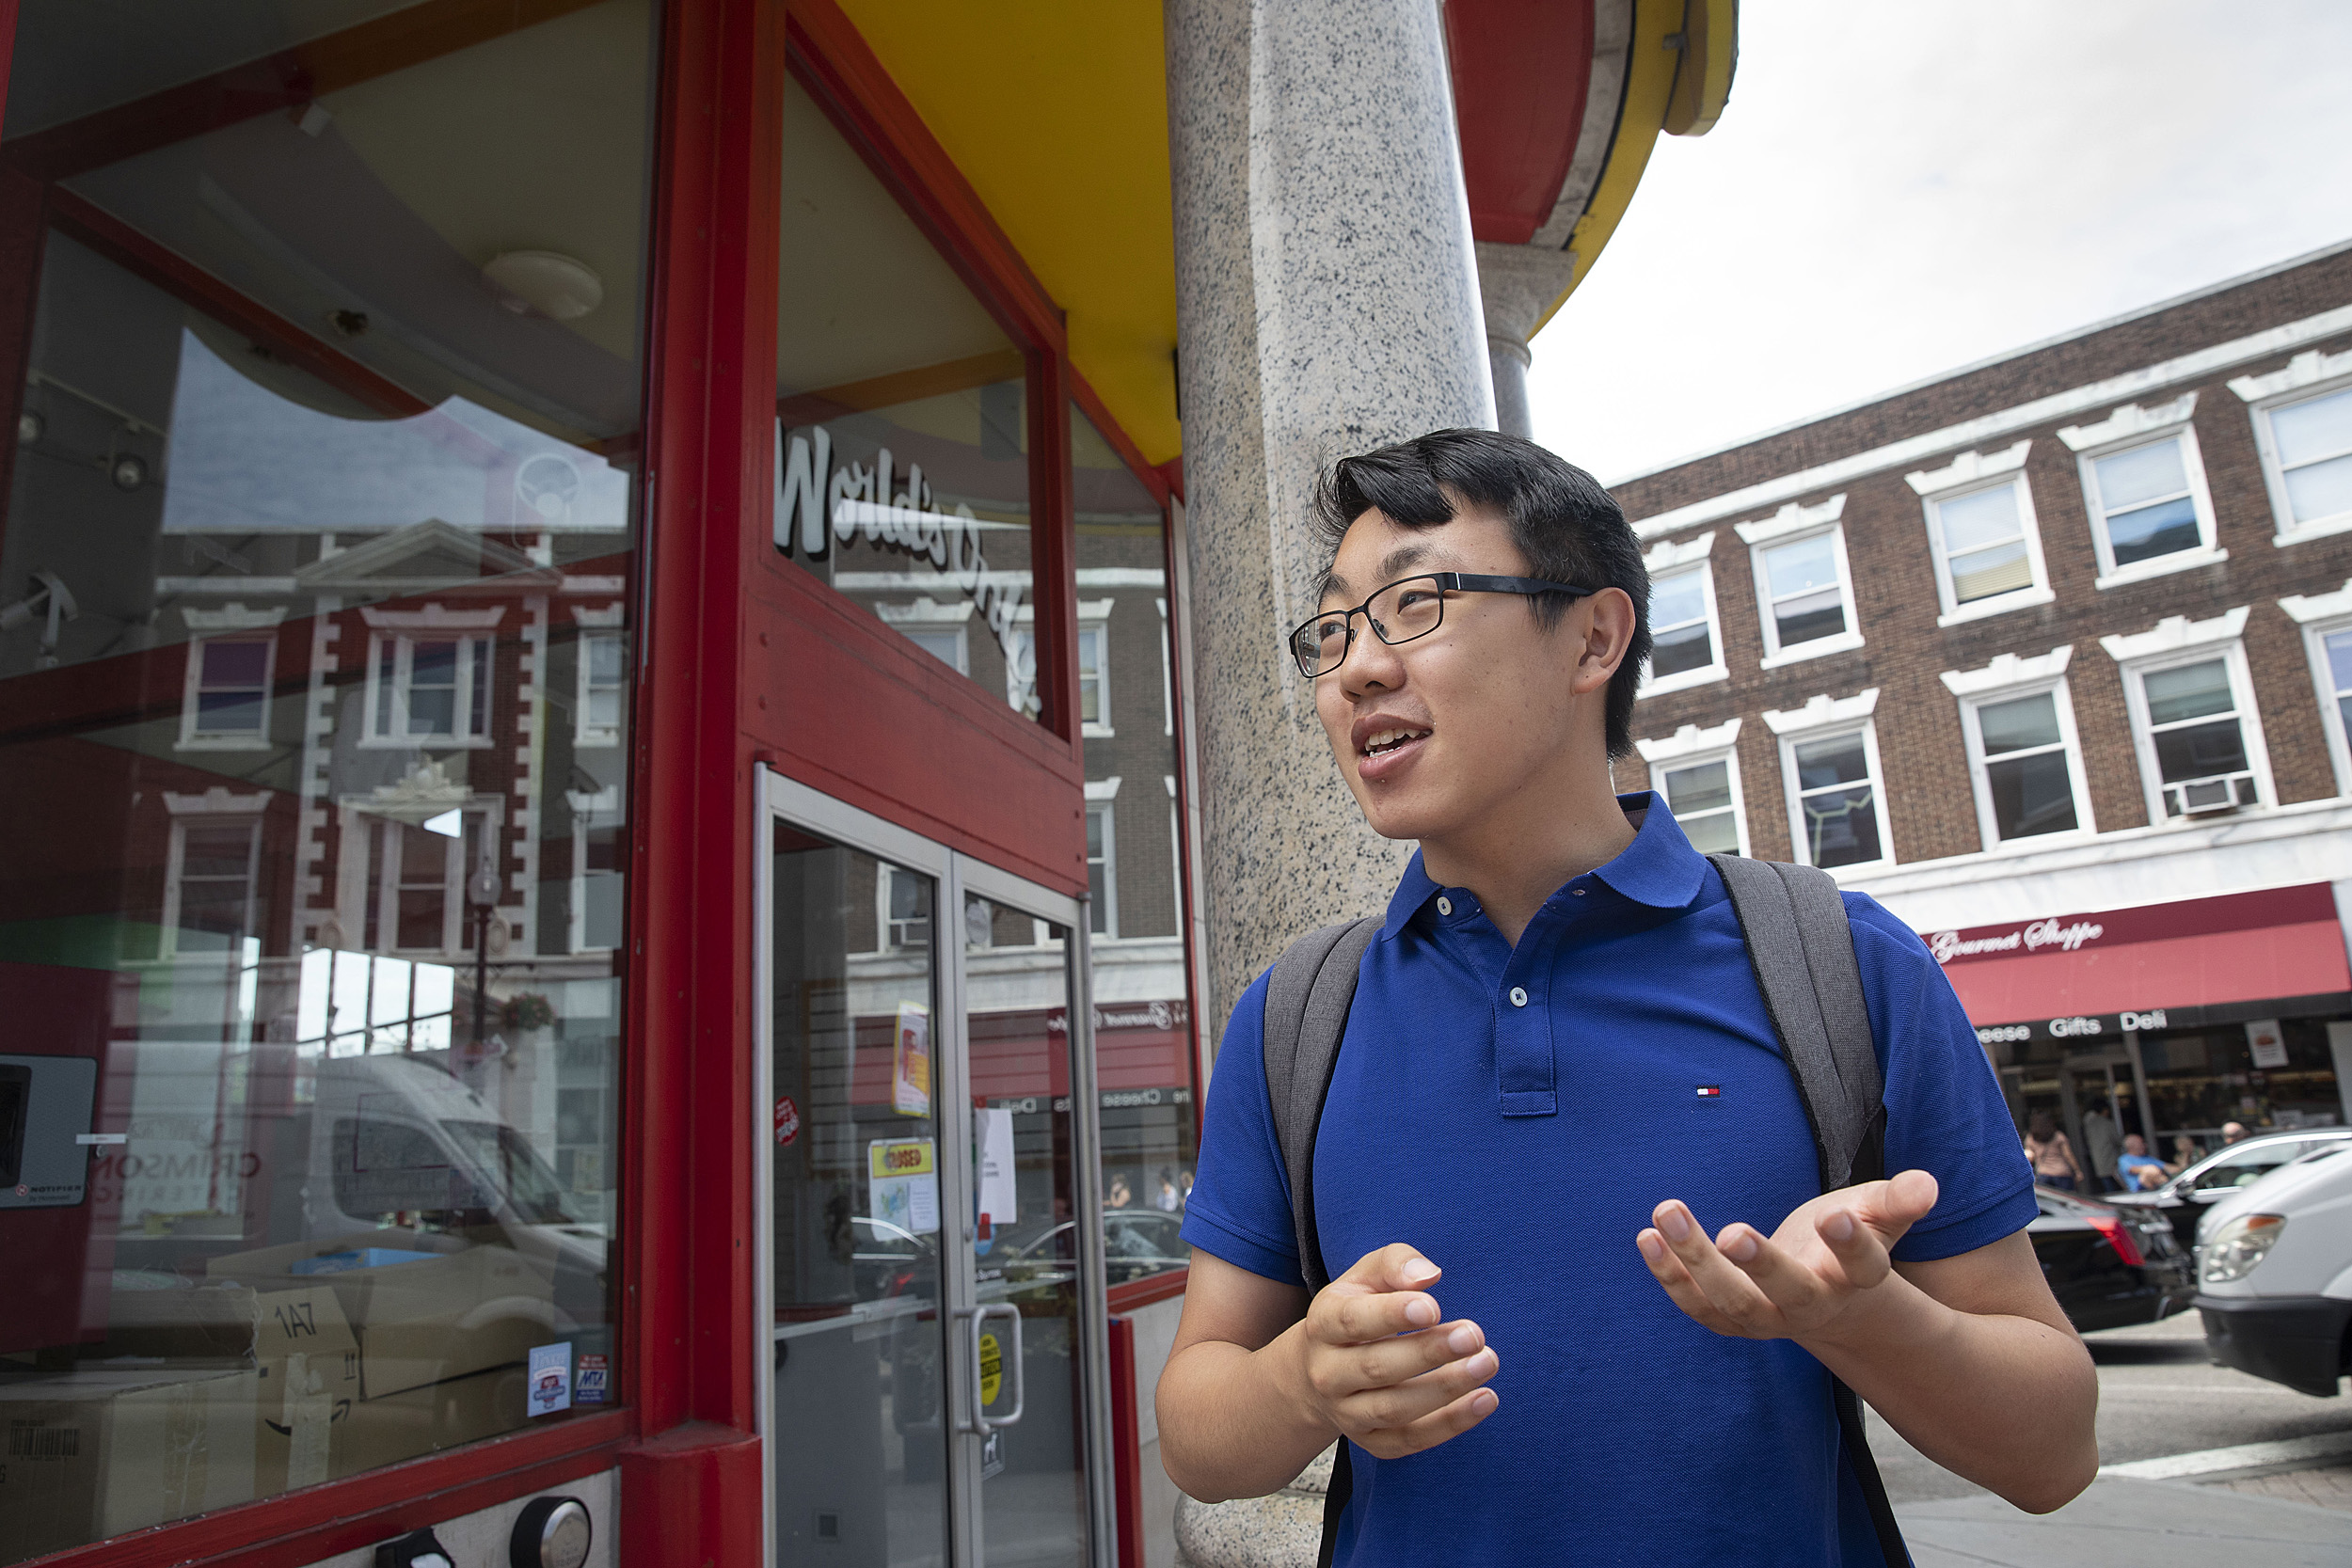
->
xmin=1311 ymin=504 xmax=1602 ymax=847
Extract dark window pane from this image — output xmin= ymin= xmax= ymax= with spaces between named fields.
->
xmin=2106 ymin=495 xmax=2201 ymax=566
xmin=1803 ymin=784 xmax=1882 ymax=868
xmin=1663 ymin=760 xmax=1731 ymax=816
xmin=199 ymin=640 xmax=268 ymax=687
xmin=1648 ymin=620 xmax=1713 ymax=678
xmin=196 ymin=689 xmax=265 ymax=733
xmin=1794 ymin=733 xmax=1868 ymax=789
xmin=1987 ymin=750 xmax=2078 ymax=840
xmin=1774 ymin=590 xmax=1846 ymax=648
xmin=2154 ymin=719 xmax=2249 ymax=784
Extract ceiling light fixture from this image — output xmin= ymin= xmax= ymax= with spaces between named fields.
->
xmin=482 ymin=251 xmax=604 ymax=322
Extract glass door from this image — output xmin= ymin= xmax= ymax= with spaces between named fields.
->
xmin=758 ymin=769 xmax=1110 ymax=1568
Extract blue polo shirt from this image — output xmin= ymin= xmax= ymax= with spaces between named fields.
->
xmin=1181 ymin=794 xmax=2034 ymax=1567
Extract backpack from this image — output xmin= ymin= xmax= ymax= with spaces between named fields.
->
xmin=1260 ymin=854 xmax=1910 ymax=1568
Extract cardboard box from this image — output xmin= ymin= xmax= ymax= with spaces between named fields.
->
xmin=249 ymin=1286 xmax=360 ymax=1496
xmin=209 ymin=1231 xmax=551 ymax=1399
xmin=334 ymin=1363 xmax=527 ymax=1481
xmin=0 ymin=1366 xmax=257 ymax=1563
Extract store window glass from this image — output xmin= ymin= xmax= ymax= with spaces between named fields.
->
xmin=773 ymin=80 xmax=1042 ymax=721
xmin=2137 ymin=1020 xmax=2345 ymax=1141
xmin=1069 ymin=411 xmax=1194 ymax=1280
xmin=0 ymin=5 xmax=650 ymax=1558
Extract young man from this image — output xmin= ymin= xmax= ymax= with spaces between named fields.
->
xmin=1157 ymin=431 xmax=2098 ymax=1564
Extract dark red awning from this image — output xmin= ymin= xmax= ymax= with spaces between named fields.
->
xmin=1923 ymin=883 xmax=2349 ymax=1027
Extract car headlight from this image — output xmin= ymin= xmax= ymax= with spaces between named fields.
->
xmin=2201 ymin=1213 xmax=2286 ymax=1284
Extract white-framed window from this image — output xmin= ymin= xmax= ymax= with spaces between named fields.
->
xmin=880 ymin=863 xmax=932 ymax=951
xmin=358 ymin=605 xmax=505 ymax=749
xmin=1904 ymin=442 xmax=2053 ymax=625
xmin=875 ymin=596 xmax=973 ymax=676
xmin=2279 ymin=580 xmax=2352 ymax=796
xmin=2058 ymin=395 xmax=2223 ymax=588
xmin=159 ymin=789 xmax=270 ymax=962
xmin=1763 ymin=689 xmax=1890 ymax=874
xmin=2101 ymin=607 xmax=2271 ymax=823
xmin=1736 ymin=495 xmax=1863 ymax=668
xmin=1941 ymin=647 xmax=2094 ymax=850
xmin=1078 ymin=617 xmax=1111 ymax=736
xmin=1085 ymin=776 xmax=1120 ymax=937
xmin=1638 ymin=531 xmax=1725 ymax=696
xmin=180 ymin=635 xmax=277 ymax=749
xmin=569 ymin=604 xmax=628 ymax=747
xmin=359 ymin=807 xmax=490 ymax=956
xmin=1634 ymin=718 xmax=1746 ymax=855
xmin=2232 ymin=348 xmax=2352 ymax=546
xmin=565 ymin=784 xmax=626 ymax=953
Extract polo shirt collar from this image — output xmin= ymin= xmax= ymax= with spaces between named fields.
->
xmin=1379 ymin=790 xmax=1708 ymax=939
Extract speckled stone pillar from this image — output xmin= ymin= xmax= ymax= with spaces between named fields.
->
xmin=1168 ymin=0 xmax=1497 ymax=1049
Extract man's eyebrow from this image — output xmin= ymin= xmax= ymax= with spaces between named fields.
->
xmin=1375 ymin=543 xmax=1434 ymax=582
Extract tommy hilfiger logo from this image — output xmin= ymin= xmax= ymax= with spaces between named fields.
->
xmin=1695 ymin=1085 xmax=1722 ymax=1099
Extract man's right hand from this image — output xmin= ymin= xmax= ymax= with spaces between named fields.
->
xmin=1277 ymin=1243 xmax=1501 ymax=1460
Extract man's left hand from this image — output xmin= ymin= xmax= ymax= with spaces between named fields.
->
xmin=1634 ymin=1169 xmax=1940 ymax=1344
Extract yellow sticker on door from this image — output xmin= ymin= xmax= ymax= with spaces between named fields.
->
xmin=979 ymin=1331 xmax=1003 ymax=1407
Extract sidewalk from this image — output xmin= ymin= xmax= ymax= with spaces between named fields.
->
xmin=1897 ymin=1473 xmax=2352 ymax=1567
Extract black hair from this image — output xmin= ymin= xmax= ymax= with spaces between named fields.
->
xmin=1311 ymin=428 xmax=1651 ymax=759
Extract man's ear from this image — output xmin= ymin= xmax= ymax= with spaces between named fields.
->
xmin=1567 ymin=587 xmax=1638 ymax=696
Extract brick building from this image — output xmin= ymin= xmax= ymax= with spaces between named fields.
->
xmin=1612 ymin=240 xmax=2352 ymax=1168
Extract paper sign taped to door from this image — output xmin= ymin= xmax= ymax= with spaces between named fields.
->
xmin=893 ymin=1002 xmax=931 ymax=1117
xmin=977 ymin=1106 xmax=1017 ymax=1231
xmin=869 ymin=1137 xmax=940 ymax=1235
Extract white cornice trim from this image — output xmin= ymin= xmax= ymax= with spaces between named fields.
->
xmin=180 ymin=602 xmax=287 ymax=632
xmin=1633 ymin=717 xmax=1742 ymax=764
xmin=359 ymin=602 xmax=506 ymax=630
xmin=2231 ymin=346 xmax=2352 ymax=403
xmin=1629 ymin=301 xmax=2352 ymax=540
xmin=1905 ymin=440 xmax=2032 ymax=496
xmin=1762 ymin=688 xmax=1881 ymax=736
xmin=570 ymin=603 xmax=626 ymax=627
xmin=164 ymin=786 xmax=269 ymax=816
xmin=2056 ymin=391 xmax=2200 ymax=452
xmin=2098 ymin=606 xmax=2251 ymax=664
xmin=875 ymin=597 xmax=975 ymax=626
xmin=1084 ymin=776 xmax=1121 ymax=801
xmin=1732 ymin=494 xmax=1847 ymax=546
xmin=2279 ymin=580 xmax=2352 ymax=625
xmin=1939 ymin=645 xmax=2074 ymax=698
xmin=1643 ymin=530 xmax=1716 ymax=572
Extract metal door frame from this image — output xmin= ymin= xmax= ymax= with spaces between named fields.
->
xmin=755 ymin=764 xmax=1113 ymax=1568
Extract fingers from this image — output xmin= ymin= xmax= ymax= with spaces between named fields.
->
xmin=1338 ymin=1242 xmax=1442 ymax=1293
xmin=1342 ymin=1338 xmax=1501 ymax=1432
xmin=1634 ymin=1226 xmax=1744 ymax=1336
xmin=1354 ymin=1383 xmax=1502 ymax=1461
xmin=1319 ymin=1243 xmax=1446 ymax=1344
xmin=1641 ymin=1202 xmax=1782 ymax=1335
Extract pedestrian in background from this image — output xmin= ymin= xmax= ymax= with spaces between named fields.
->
xmin=2024 ymin=1112 xmax=2084 ymax=1192
xmin=2221 ymin=1120 xmax=2249 ymax=1146
xmin=2166 ymin=1135 xmax=2201 ymax=1178
xmin=2116 ymin=1135 xmax=2167 ymax=1192
xmin=2080 ymin=1102 xmax=2121 ymax=1194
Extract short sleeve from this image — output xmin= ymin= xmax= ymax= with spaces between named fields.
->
xmin=1179 ymin=968 xmax=1308 ymax=1286
xmin=1843 ymin=893 xmax=2038 ymax=1262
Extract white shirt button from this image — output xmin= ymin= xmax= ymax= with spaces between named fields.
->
xmin=1509 ymin=987 xmax=1529 ymax=1007
xmin=1437 ymin=896 xmax=1453 ymax=916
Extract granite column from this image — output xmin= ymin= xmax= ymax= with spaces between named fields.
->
xmin=1167 ymin=0 xmax=1496 ymax=1053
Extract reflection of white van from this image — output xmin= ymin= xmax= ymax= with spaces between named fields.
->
xmin=2194 ymin=1142 xmax=2352 ymax=1398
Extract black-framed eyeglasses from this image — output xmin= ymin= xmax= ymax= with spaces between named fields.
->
xmin=1285 ymin=572 xmax=1597 ymax=678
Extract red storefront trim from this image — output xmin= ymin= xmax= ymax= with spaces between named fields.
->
xmin=1107 ymin=1265 xmax=1192 ymax=1314
xmin=17 ymin=1414 xmax=627 ymax=1568
xmin=1105 ymin=1316 xmax=1147 ymax=1568
xmin=620 ymin=0 xmax=775 ymax=1553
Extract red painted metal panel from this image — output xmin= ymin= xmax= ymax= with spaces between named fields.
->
xmin=617 ymin=0 xmax=777 ymax=1558
xmin=24 ymin=1414 xmax=627 ymax=1568
xmin=1942 ymin=923 xmax=2352 ymax=1027
xmin=1105 ymin=1314 xmax=1146 ymax=1568
xmin=1106 ymin=1267 xmax=1189 ymax=1315
xmin=1444 ymin=0 xmax=1596 ymax=245
xmin=748 ymin=565 xmax=1088 ymax=893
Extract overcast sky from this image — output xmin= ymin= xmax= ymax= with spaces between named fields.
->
xmin=1527 ymin=0 xmax=2352 ymax=486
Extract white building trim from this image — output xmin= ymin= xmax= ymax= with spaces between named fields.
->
xmin=1731 ymin=492 xmax=1846 ymax=546
xmin=1628 ymin=300 xmax=2352 ymax=539
xmin=1939 ymin=644 xmax=2074 ymax=698
xmin=1762 ymin=688 xmax=1881 ymax=735
xmin=2280 ymin=581 xmax=2352 ymax=799
xmin=1634 ymin=716 xmax=1743 ymax=764
xmin=1904 ymin=440 xmax=2032 ymax=494
xmin=2056 ymin=391 xmax=2201 ymax=451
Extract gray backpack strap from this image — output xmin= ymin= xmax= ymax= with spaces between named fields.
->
xmin=1262 ymin=916 xmax=1382 ymax=1294
xmin=1708 ymin=854 xmax=1884 ymax=1192
xmin=1708 ymin=854 xmax=1910 ymax=1568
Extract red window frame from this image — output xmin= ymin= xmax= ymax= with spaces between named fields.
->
xmin=0 ymin=0 xmax=1204 ymax=1559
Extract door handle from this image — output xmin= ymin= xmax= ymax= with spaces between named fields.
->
xmin=957 ymin=1303 xmax=1026 ymax=1436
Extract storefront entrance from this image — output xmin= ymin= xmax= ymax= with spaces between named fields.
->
xmin=757 ymin=768 xmax=1111 ymax=1568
